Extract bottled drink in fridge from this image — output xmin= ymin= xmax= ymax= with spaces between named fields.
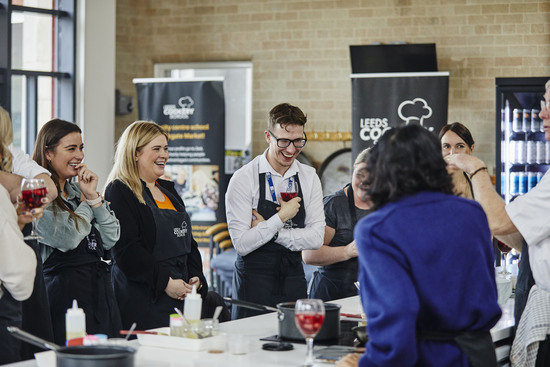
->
xmin=528 ymin=171 xmax=537 ymax=191
xmin=518 ymin=172 xmax=528 ymax=194
xmin=537 ymin=141 xmax=546 ymax=164
xmin=516 ymin=140 xmax=526 ymax=164
xmin=522 ymin=109 xmax=531 ymax=132
xmin=531 ymin=109 xmax=540 ymax=132
xmin=510 ymin=172 xmax=519 ymax=196
xmin=526 ymin=141 xmax=536 ymax=164
xmin=512 ymin=109 xmax=522 ymax=132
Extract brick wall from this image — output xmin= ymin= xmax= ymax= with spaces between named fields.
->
xmin=115 ymin=0 xmax=550 ymax=172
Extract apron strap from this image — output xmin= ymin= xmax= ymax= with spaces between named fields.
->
xmin=346 ymin=183 xmax=358 ymax=226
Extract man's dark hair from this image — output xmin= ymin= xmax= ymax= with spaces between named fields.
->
xmin=268 ymin=103 xmax=307 ymax=130
xmin=365 ymin=124 xmax=454 ymax=209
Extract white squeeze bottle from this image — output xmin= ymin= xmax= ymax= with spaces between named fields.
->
xmin=183 ymin=285 xmax=202 ymax=323
xmin=66 ymin=299 xmax=86 ymax=342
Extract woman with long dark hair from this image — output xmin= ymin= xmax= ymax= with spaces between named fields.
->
xmin=342 ymin=125 xmax=501 ymax=367
xmin=439 ymin=122 xmax=476 ymax=199
xmin=33 ymin=119 xmax=121 ymax=345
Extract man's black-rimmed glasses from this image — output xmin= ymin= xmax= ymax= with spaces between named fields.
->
xmin=268 ymin=130 xmax=307 ymax=148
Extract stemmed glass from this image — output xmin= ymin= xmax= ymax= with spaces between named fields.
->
xmin=281 ymin=178 xmax=298 ymax=202
xmin=496 ymin=240 xmax=512 ymax=276
xmin=20 ymin=178 xmax=47 ymax=240
xmin=294 ymin=299 xmax=325 ymax=367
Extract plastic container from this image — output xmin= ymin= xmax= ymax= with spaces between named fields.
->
xmin=183 ymin=285 xmax=202 ymax=323
xmin=65 ymin=299 xmax=86 ymax=343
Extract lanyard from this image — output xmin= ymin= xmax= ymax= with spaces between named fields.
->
xmin=265 ymin=172 xmax=278 ymax=203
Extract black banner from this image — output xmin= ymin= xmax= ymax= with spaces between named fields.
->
xmin=134 ymin=78 xmax=225 ymax=246
xmin=351 ymin=72 xmax=449 ymax=157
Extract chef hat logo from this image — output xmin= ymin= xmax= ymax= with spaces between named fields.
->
xmin=397 ymin=98 xmax=433 ymax=131
xmin=178 ymin=96 xmax=194 ymax=108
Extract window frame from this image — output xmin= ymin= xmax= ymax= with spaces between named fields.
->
xmin=0 ymin=0 xmax=75 ymax=153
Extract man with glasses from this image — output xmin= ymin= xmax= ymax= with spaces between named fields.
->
xmin=447 ymin=79 xmax=550 ymax=366
xmin=226 ymin=103 xmax=325 ymax=319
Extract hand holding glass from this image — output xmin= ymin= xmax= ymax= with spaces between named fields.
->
xmin=20 ymin=178 xmax=47 ymax=240
xmin=294 ymin=299 xmax=325 ymax=367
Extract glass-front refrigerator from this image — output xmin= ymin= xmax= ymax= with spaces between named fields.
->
xmin=496 ymin=77 xmax=549 ymax=203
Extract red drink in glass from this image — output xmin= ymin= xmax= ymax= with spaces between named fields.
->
xmin=21 ymin=187 xmax=48 ymax=209
xmin=295 ymin=313 xmax=325 ymax=338
xmin=280 ymin=192 xmax=298 ymax=202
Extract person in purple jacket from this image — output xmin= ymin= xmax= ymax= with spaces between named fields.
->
xmin=339 ymin=124 xmax=501 ymax=367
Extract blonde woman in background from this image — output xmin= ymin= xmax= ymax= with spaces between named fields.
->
xmin=104 ymin=121 xmax=229 ymax=330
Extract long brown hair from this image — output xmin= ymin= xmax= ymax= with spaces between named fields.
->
xmin=33 ymin=119 xmax=84 ymax=229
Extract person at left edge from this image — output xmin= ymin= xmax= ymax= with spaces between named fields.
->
xmin=105 ymin=121 xmax=230 ymax=330
xmin=33 ymin=119 xmax=122 ymax=345
xmin=226 ymin=102 xmax=325 ymax=319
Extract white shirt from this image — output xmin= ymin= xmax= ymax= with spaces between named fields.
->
xmin=10 ymin=145 xmax=50 ymax=178
xmin=506 ymin=170 xmax=550 ymax=292
xmin=0 ymin=185 xmax=37 ymax=301
xmin=225 ymin=151 xmax=325 ymax=256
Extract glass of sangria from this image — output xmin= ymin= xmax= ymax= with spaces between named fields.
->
xmin=497 ymin=240 xmax=512 ymax=276
xmin=20 ymin=178 xmax=47 ymax=240
xmin=294 ymin=298 xmax=325 ymax=367
xmin=280 ymin=178 xmax=298 ymax=202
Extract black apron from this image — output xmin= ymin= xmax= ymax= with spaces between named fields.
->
xmin=232 ymin=172 xmax=307 ymax=319
xmin=309 ymin=184 xmax=362 ymax=301
xmin=43 ymin=220 xmax=122 ymax=345
xmin=116 ymin=185 xmax=192 ymax=330
xmin=20 ymin=237 xmax=54 ymax=359
xmin=0 ymin=287 xmax=22 ymax=364
xmin=418 ymin=329 xmax=497 ymax=367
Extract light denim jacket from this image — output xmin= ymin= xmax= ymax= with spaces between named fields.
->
xmin=37 ymin=181 xmax=120 ymax=262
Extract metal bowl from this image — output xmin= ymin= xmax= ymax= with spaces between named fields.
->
xmin=352 ymin=325 xmax=368 ymax=344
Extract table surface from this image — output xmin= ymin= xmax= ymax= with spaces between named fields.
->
xmin=8 ymin=296 xmax=515 ymax=367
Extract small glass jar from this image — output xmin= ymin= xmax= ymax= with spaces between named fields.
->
xmin=170 ymin=313 xmax=184 ymax=337
xmin=199 ymin=318 xmax=219 ymax=337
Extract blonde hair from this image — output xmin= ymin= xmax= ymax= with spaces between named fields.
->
xmin=106 ymin=121 xmax=169 ymax=204
xmin=0 ymin=106 xmax=14 ymax=173
xmin=354 ymin=148 xmax=370 ymax=168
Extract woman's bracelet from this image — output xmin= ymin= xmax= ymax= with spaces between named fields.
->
xmin=86 ymin=192 xmax=103 ymax=206
xmin=469 ymin=166 xmax=488 ymax=179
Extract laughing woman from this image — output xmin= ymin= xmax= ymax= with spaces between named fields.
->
xmin=104 ymin=121 xmax=229 ymax=330
xmin=33 ymin=119 xmax=122 ymax=345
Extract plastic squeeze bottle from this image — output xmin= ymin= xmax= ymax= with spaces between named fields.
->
xmin=183 ymin=284 xmax=202 ymax=323
xmin=66 ymin=299 xmax=86 ymax=342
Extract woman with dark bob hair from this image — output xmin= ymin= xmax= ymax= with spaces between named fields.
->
xmin=439 ymin=122 xmax=476 ymax=199
xmin=340 ymin=125 xmax=502 ymax=367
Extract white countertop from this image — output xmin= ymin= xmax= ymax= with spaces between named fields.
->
xmin=8 ymin=296 xmax=515 ymax=367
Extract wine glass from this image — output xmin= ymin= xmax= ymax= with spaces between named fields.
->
xmin=294 ymin=299 xmax=325 ymax=367
xmin=496 ymin=240 xmax=512 ymax=276
xmin=20 ymin=178 xmax=47 ymax=240
xmin=281 ymin=178 xmax=298 ymax=202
